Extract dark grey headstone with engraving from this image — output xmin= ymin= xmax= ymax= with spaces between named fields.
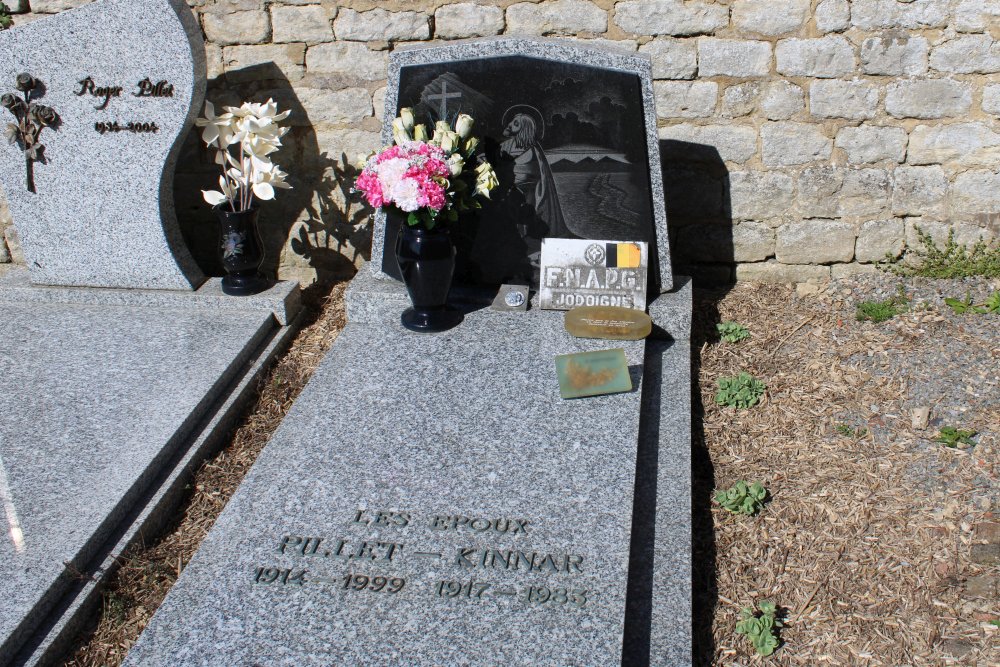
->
xmin=372 ymin=38 xmax=672 ymax=294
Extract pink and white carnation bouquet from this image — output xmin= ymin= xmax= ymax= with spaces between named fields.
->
xmin=354 ymin=108 xmax=498 ymax=229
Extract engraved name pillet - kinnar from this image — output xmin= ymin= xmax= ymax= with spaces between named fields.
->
xmin=279 ymin=535 xmax=584 ymax=574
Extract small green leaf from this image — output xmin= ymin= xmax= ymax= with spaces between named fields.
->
xmin=936 ymin=426 xmax=977 ymax=448
xmin=716 ymin=480 xmax=769 ymax=515
xmin=984 ymin=292 xmax=1000 ymax=313
xmin=715 ymin=372 xmax=766 ymax=409
xmin=944 ymin=293 xmax=977 ymax=315
xmin=735 ymin=601 xmax=782 ymax=657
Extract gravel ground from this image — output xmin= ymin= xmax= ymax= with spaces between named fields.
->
xmin=64 ymin=271 xmax=999 ymax=666
xmin=694 ymin=272 xmax=999 ymax=665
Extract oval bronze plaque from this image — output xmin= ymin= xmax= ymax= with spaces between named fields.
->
xmin=565 ymin=306 xmax=652 ymax=340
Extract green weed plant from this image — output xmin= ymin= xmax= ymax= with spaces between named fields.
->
xmin=835 ymin=423 xmax=867 ymax=438
xmin=717 ymin=321 xmax=750 ymax=344
xmin=736 ymin=600 xmax=782 ymax=657
xmin=0 ymin=3 xmax=11 ymax=30
xmin=945 ymin=290 xmax=1000 ymax=315
xmin=856 ymin=286 xmax=908 ymax=323
xmin=715 ymin=480 xmax=768 ymax=515
xmin=885 ymin=226 xmax=1000 ymax=279
xmin=937 ymin=426 xmax=977 ymax=448
xmin=715 ymin=372 xmax=766 ymax=409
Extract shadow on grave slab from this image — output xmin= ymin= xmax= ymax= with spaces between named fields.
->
xmin=623 ymin=139 xmax=733 ymax=665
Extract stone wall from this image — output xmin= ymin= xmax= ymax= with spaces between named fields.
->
xmin=2 ymin=0 xmax=1000 ymax=284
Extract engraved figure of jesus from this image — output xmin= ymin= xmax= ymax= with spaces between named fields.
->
xmin=499 ymin=110 xmax=571 ymax=240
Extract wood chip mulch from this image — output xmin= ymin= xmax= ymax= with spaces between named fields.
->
xmin=694 ymin=276 xmax=999 ymax=666
xmin=63 ymin=273 xmax=999 ymax=666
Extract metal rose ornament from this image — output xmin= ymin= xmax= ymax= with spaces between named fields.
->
xmin=2 ymin=72 xmax=59 ymax=192
xmin=14 ymin=73 xmax=36 ymax=92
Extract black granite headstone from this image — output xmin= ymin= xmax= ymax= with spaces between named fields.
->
xmin=382 ymin=54 xmax=658 ymax=290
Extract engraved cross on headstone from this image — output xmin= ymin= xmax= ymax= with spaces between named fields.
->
xmin=426 ymin=80 xmax=461 ymax=121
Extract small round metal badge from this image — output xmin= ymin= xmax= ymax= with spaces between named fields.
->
xmin=584 ymin=243 xmax=606 ymax=266
xmin=504 ymin=290 xmax=526 ymax=307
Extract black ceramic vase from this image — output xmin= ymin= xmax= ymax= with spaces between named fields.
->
xmin=395 ymin=224 xmax=463 ymax=333
xmin=216 ymin=205 xmax=267 ymax=296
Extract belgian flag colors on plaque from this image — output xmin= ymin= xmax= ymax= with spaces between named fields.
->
xmin=605 ymin=242 xmax=642 ymax=268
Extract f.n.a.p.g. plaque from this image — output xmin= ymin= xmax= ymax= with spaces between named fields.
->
xmin=540 ymin=239 xmax=648 ymax=311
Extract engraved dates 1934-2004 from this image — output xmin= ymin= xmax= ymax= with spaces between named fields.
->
xmin=94 ymin=121 xmax=158 ymax=135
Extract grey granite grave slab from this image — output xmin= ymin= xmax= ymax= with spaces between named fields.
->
xmin=0 ymin=265 xmax=301 ymax=325
xmin=0 ymin=298 xmax=296 ymax=664
xmin=372 ymin=37 xmax=673 ymax=293
xmin=0 ymin=0 xmax=206 ymax=289
xmin=14 ymin=305 xmax=304 ymax=667
xmin=624 ymin=279 xmax=693 ymax=666
xmin=125 ymin=303 xmax=652 ymax=666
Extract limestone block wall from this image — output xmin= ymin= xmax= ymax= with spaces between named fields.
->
xmin=1 ymin=0 xmax=999 ymax=284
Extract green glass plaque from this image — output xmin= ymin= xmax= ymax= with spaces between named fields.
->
xmin=554 ymin=348 xmax=633 ymax=399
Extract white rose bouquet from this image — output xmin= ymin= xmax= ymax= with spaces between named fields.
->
xmin=196 ymin=99 xmax=292 ymax=212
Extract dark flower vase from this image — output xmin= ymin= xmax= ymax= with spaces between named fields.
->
xmin=216 ymin=205 xmax=267 ymax=296
xmin=395 ymin=225 xmax=463 ymax=333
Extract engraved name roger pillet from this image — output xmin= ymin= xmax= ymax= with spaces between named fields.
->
xmin=250 ymin=509 xmax=592 ymax=611
xmin=75 ymin=76 xmax=173 ymax=136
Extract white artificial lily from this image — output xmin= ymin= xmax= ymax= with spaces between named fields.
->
xmin=196 ymin=98 xmax=293 ymax=212
xmin=202 ymin=174 xmax=238 ymax=207
xmin=252 ymin=164 xmax=291 ymax=201
xmin=195 ymin=101 xmax=236 ymax=147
